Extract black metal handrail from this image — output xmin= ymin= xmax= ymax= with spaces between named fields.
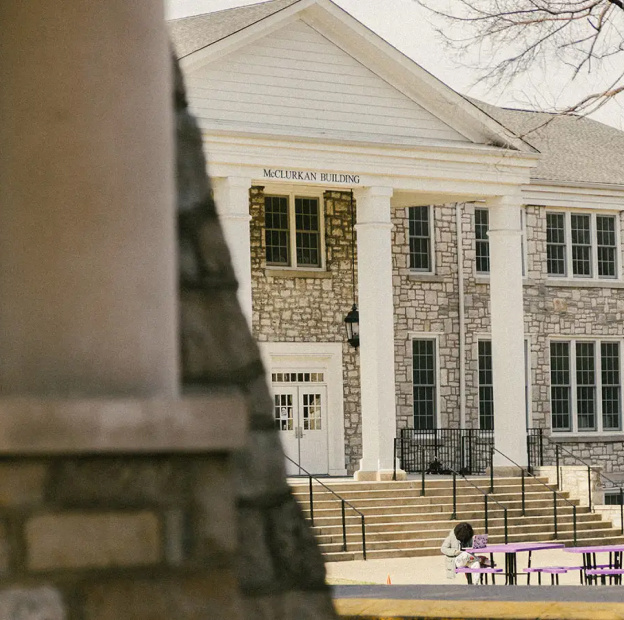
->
xmin=552 ymin=442 xmax=624 ymax=535
xmin=284 ymin=455 xmax=367 ymax=559
xmin=491 ymin=447 xmax=577 ymax=545
xmin=448 ymin=466 xmax=509 ymax=544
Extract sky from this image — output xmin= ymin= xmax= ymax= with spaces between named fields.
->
xmin=165 ymin=0 xmax=624 ymax=130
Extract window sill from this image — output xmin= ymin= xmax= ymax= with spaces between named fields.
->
xmin=549 ymin=433 xmax=624 ymax=443
xmin=546 ymin=279 xmax=624 ymax=288
xmin=265 ymin=268 xmax=331 ymax=279
xmin=408 ymin=273 xmax=444 ymax=283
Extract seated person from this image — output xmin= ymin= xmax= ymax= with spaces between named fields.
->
xmin=441 ymin=522 xmax=488 ymax=581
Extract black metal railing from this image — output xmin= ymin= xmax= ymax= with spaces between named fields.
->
xmin=491 ymin=447 xmax=577 ymax=545
xmin=450 ymin=468 xmax=509 ymax=543
xmin=527 ymin=428 xmax=544 ymax=473
xmin=285 ymin=455 xmax=367 ymax=559
xmin=553 ymin=442 xmax=624 ymax=535
xmin=396 ymin=428 xmax=494 ymax=475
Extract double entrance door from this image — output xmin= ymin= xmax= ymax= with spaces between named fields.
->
xmin=272 ymin=371 xmax=329 ymax=476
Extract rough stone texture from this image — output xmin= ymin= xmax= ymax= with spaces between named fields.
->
xmin=536 ymin=465 xmax=604 ymax=508
xmin=0 ymin=587 xmax=65 ymax=620
xmin=250 ymin=187 xmax=361 ymax=473
xmin=25 ymin=512 xmax=161 ymax=571
xmin=82 ymin=573 xmax=241 ymax=620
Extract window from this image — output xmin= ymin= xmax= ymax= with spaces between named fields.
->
xmin=550 ymin=340 xmax=622 ymax=433
xmin=604 ymin=490 xmax=624 ymax=505
xmin=478 ymin=340 xmax=494 ymax=430
xmin=546 ymin=212 xmax=618 ymax=279
xmin=409 ymin=206 xmax=432 ymax=272
xmin=413 ymin=339 xmax=436 ymax=430
xmin=475 ymin=208 xmax=490 ymax=274
xmin=264 ymin=194 xmax=322 ymax=268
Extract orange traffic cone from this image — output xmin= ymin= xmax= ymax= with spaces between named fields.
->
xmin=386 ymin=574 xmax=392 ymax=585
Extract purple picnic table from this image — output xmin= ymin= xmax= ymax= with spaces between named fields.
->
xmin=465 ymin=542 xmax=566 ymax=585
xmin=564 ymin=544 xmax=624 ymax=585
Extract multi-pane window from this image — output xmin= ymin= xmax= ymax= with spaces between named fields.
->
xmin=265 ymin=195 xmax=322 ymax=268
xmin=409 ymin=206 xmax=432 ymax=272
xmin=478 ymin=340 xmax=494 ymax=430
xmin=475 ymin=208 xmax=490 ymax=274
xmin=550 ymin=340 xmax=622 ymax=433
xmin=546 ymin=212 xmax=618 ymax=279
xmin=413 ymin=339 xmax=436 ymax=430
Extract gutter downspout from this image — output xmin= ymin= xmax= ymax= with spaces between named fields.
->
xmin=455 ymin=203 xmax=466 ymax=429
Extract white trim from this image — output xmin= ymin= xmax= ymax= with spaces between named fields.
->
xmin=259 ymin=341 xmax=346 ymax=475
xmin=407 ymin=205 xmax=436 ymax=275
xmin=408 ymin=333 xmax=440 ymax=429
xmin=523 ymin=183 xmax=624 ymax=210
xmin=263 ymin=188 xmax=327 ymax=271
xmin=545 ymin=210 xmax=621 ymax=283
xmin=548 ymin=336 xmax=624 ymax=436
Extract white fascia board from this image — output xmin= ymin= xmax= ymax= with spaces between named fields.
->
xmin=301 ymin=1 xmax=536 ymax=153
xmin=522 ymin=181 xmax=624 ymax=210
xmin=179 ymin=0 xmax=314 ymax=72
xmin=203 ymin=133 xmax=536 ymax=197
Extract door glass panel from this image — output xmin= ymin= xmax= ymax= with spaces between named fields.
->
xmin=303 ymin=393 xmax=322 ymax=431
xmin=274 ymin=393 xmax=293 ymax=431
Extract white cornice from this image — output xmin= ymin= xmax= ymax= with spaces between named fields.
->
xmin=522 ymin=182 xmax=624 ymax=210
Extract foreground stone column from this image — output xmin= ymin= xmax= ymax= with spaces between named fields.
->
xmin=0 ymin=0 xmax=177 ymax=397
xmin=212 ymin=177 xmax=253 ymax=324
xmin=488 ymin=194 xmax=528 ymax=468
xmin=354 ymin=187 xmax=403 ymax=480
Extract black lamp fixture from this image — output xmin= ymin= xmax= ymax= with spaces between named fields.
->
xmin=344 ymin=189 xmax=360 ymax=348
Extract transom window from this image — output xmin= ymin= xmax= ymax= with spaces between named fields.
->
xmin=412 ymin=338 xmax=436 ymax=430
xmin=550 ymin=339 xmax=622 ymax=433
xmin=546 ymin=212 xmax=618 ymax=279
xmin=475 ymin=208 xmax=490 ymax=274
xmin=265 ymin=194 xmax=323 ymax=268
xmin=409 ymin=206 xmax=432 ymax=272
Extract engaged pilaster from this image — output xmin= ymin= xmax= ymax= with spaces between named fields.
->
xmin=212 ymin=177 xmax=253 ymax=325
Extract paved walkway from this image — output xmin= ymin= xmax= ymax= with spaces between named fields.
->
xmin=328 ymin=551 xmax=624 ymax=619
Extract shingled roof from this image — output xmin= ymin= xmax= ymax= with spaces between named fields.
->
xmin=474 ymin=101 xmax=624 ymax=186
xmin=169 ymin=0 xmax=300 ymax=58
xmin=168 ymin=0 xmax=624 ymax=189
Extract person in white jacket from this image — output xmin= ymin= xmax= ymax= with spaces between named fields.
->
xmin=441 ymin=522 xmax=478 ymax=580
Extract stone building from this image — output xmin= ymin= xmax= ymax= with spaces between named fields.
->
xmin=170 ymin=0 xmax=624 ymax=483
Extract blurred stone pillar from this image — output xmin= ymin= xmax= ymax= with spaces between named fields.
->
xmin=0 ymin=0 xmax=177 ymax=397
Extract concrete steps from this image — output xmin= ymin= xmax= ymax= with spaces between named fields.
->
xmin=290 ymin=476 xmax=624 ymax=561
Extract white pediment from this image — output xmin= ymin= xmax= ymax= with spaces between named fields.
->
xmin=183 ymin=19 xmax=472 ymax=146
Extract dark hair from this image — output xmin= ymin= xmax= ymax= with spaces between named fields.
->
xmin=454 ymin=522 xmax=474 ymax=545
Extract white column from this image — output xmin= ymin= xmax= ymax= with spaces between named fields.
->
xmin=354 ymin=187 xmax=402 ymax=480
xmin=212 ymin=177 xmax=253 ymax=325
xmin=487 ymin=195 xmax=528 ymax=468
xmin=0 ymin=0 xmax=177 ymax=397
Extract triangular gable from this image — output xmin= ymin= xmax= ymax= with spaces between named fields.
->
xmin=174 ymin=0 xmax=535 ymax=152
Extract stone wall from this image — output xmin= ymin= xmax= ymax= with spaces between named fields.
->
xmin=250 ymin=188 xmax=361 ymax=472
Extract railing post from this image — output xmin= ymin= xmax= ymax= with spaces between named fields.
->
xmin=620 ymin=488 xmax=624 ymax=536
xmin=393 ymin=438 xmax=397 ymax=481
xmin=539 ymin=429 xmax=544 ymax=466
xmin=484 ymin=494 xmax=489 ymax=533
xmin=451 ymin=471 xmax=457 ymax=520
xmin=587 ymin=465 xmax=592 ymax=512
xmin=341 ymin=500 xmax=347 ymax=552
xmin=555 ymin=444 xmax=560 ymax=489
xmin=361 ymin=515 xmax=367 ymax=560
xmin=309 ymin=475 xmax=314 ymax=526
xmin=573 ymin=504 xmax=577 ymax=546
xmin=553 ymin=490 xmax=558 ymax=539
xmin=521 ymin=469 xmax=526 ymax=516
xmin=421 ymin=446 xmax=426 ymax=496
xmin=489 ymin=447 xmax=494 ymax=494
xmin=503 ymin=507 xmax=508 ymax=543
